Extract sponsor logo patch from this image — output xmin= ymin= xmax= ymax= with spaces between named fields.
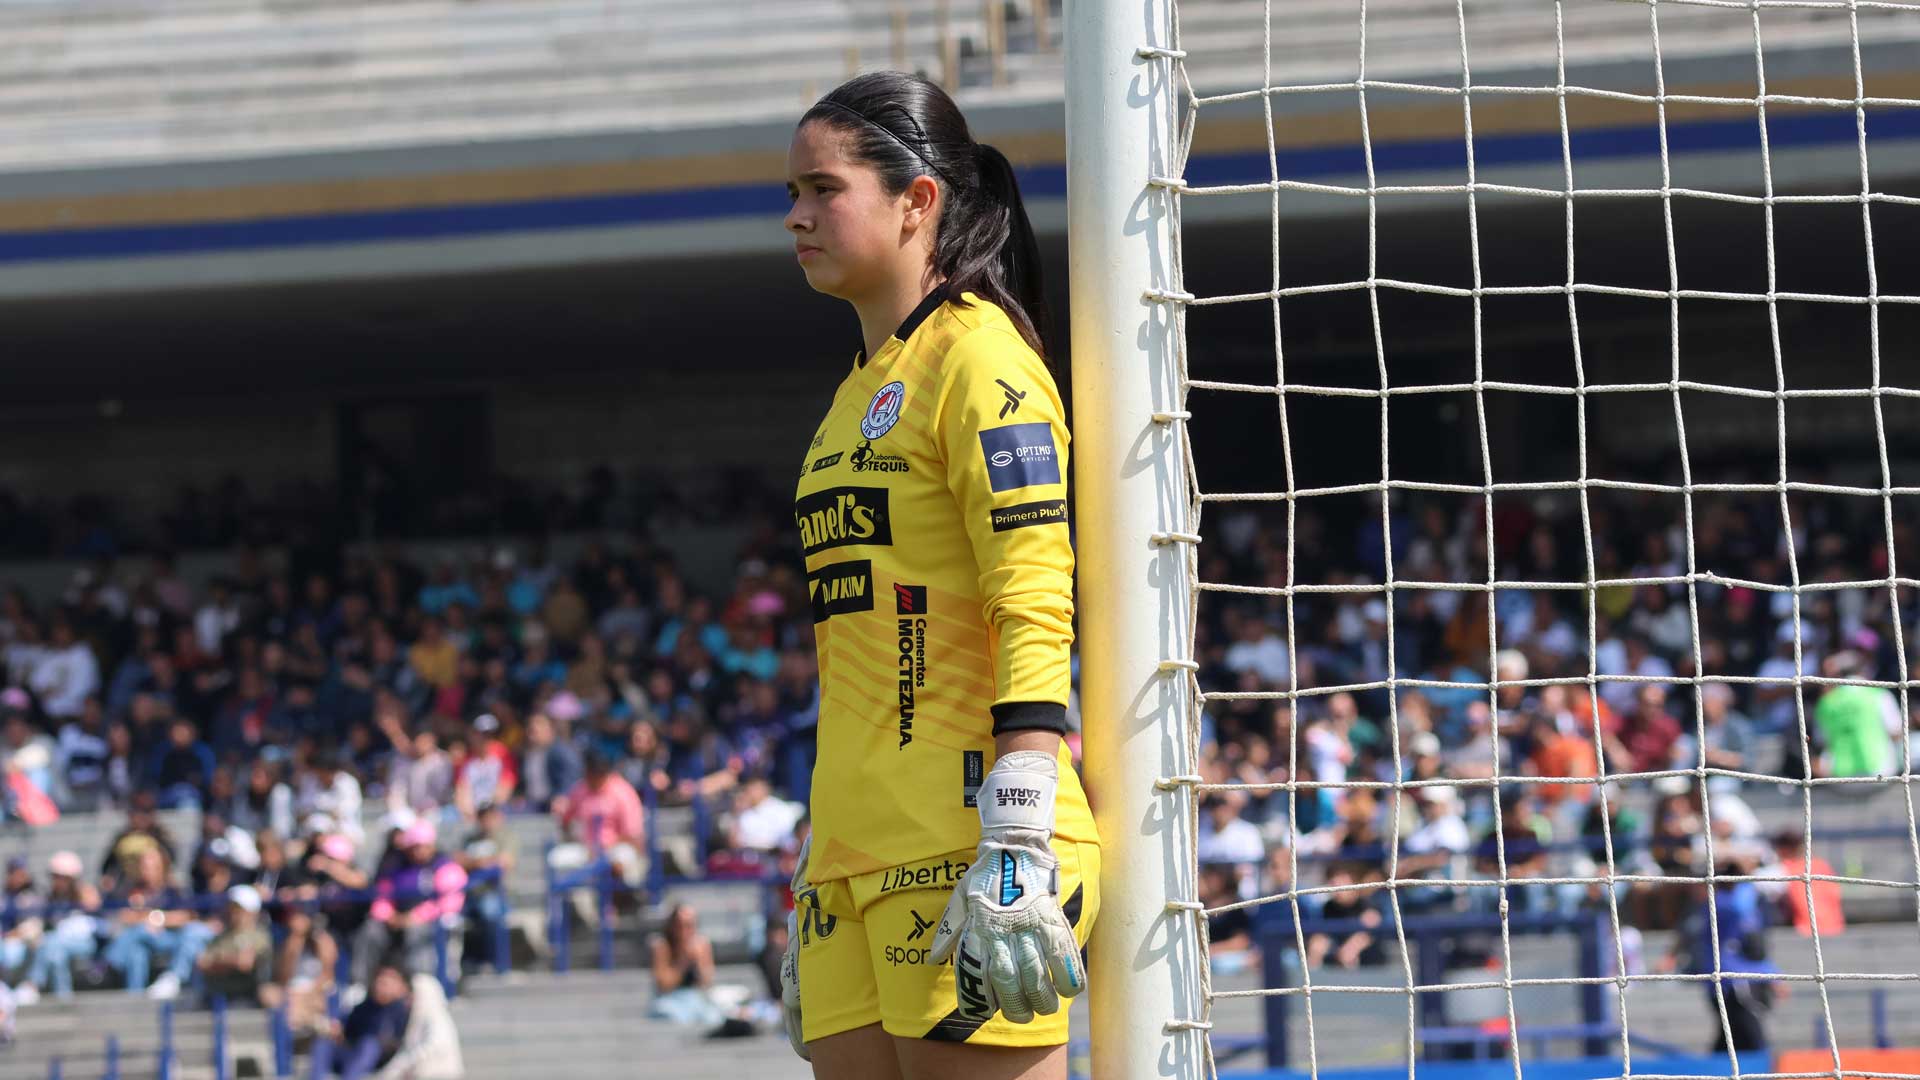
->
xmin=861 ymin=380 xmax=906 ymax=439
xmin=894 ymin=583 xmax=927 ymax=615
xmin=990 ymin=498 xmax=1068 ymax=532
xmin=978 ymin=422 xmax=1060 ymax=492
xmin=896 ymin=611 xmax=926 ymax=747
xmin=884 ymin=910 xmax=937 ymax=966
xmin=996 ymin=378 xmax=1027 ymax=419
xmin=807 ymin=561 xmax=874 ymax=623
xmin=794 ymin=487 xmax=891 ymax=556
xmin=810 ymin=451 xmax=843 ymax=473
xmin=849 ymin=439 xmax=909 ymax=474
xmin=877 ymin=858 xmax=968 ymax=895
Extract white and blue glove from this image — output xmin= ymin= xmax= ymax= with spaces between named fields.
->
xmin=780 ymin=834 xmax=811 ymax=1060
xmin=927 ymin=750 xmax=1085 ymax=1024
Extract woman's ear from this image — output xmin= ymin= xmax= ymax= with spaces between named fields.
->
xmin=901 ymin=173 xmax=942 ymax=232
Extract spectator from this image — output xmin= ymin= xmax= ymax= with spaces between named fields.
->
xmin=354 ymin=820 xmax=467 ymax=986
xmin=1606 ymin=684 xmax=1683 ymax=776
xmin=383 ymin=718 xmax=452 ymax=820
xmin=268 ymin=905 xmax=338 ymax=1039
xmin=1768 ymin=830 xmax=1845 ymax=938
xmin=102 ymin=848 xmax=214 ymax=1000
xmin=1680 ymin=683 xmax=1756 ymax=793
xmin=1399 ymin=786 xmax=1470 ymax=912
xmin=1196 ymin=792 xmax=1264 ymax=880
xmin=0 ymin=856 xmax=41 ymax=980
xmin=147 ymin=716 xmax=216 ymax=810
xmin=1200 ymin=863 xmax=1257 ymax=976
xmin=297 ymin=750 xmax=365 ymax=846
xmin=551 ymin=750 xmax=647 ymax=895
xmin=299 ymin=832 xmax=371 ymax=941
xmin=100 ymin=793 xmax=176 ymax=891
xmin=452 ymin=714 xmax=516 ymax=820
xmin=211 ymin=666 xmax=276 ymax=760
xmin=1472 ymin=790 xmax=1567 ymax=917
xmin=617 ymin=717 xmax=670 ymax=799
xmin=518 ymin=711 xmax=582 ymax=813
xmin=1813 ymin=651 xmax=1899 ymax=779
xmin=228 ymin=760 xmax=295 ymax=841
xmin=725 ymin=776 xmax=802 ymax=858
xmin=329 ymin=963 xmax=410 ymax=1078
xmin=455 ymin=802 xmax=515 ymax=973
xmin=1526 ymin=711 xmax=1599 ymax=835
xmin=28 ymin=617 xmax=98 ymax=720
xmin=197 ymin=885 xmax=271 ymax=1006
xmin=54 ymin=695 xmax=112 ymax=811
xmin=190 ymin=810 xmax=260 ymax=893
xmin=1305 ymin=864 xmax=1384 ymax=969
xmin=1660 ymin=869 xmax=1780 ymax=1052
xmin=646 ymin=903 xmax=720 ymax=1027
xmin=12 ymin=851 xmax=101 ymax=1004
xmin=407 ymin=617 xmax=459 ymax=692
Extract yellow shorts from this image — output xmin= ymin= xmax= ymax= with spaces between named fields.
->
xmin=796 ymin=838 xmax=1100 ymax=1047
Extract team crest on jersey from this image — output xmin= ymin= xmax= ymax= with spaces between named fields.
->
xmin=862 ymin=381 xmax=906 ymax=439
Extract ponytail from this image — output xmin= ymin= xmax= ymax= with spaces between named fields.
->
xmin=801 ymin=73 xmax=1052 ymax=361
xmin=956 ymin=142 xmax=1051 ymax=361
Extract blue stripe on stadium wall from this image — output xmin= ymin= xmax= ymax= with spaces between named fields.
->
xmin=1 ymin=108 xmax=1916 ymax=264
xmin=1220 ymin=1055 xmax=1750 ymax=1080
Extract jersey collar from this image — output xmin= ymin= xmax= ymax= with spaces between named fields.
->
xmin=855 ymin=281 xmax=951 ymax=368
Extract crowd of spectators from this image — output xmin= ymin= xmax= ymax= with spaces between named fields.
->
xmin=0 ymin=512 xmax=817 ymax=1058
xmin=0 ymin=466 xmax=1913 ymax=1056
xmin=1193 ymin=488 xmax=1918 ymax=1046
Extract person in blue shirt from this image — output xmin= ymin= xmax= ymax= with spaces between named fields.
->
xmin=1662 ymin=870 xmax=1782 ymax=1052
xmin=331 ymin=963 xmax=413 ymax=1078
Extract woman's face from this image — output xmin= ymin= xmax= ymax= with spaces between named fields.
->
xmin=784 ymin=121 xmax=937 ymax=301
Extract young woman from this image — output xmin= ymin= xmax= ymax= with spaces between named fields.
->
xmin=779 ymin=71 xmax=1100 ymax=1080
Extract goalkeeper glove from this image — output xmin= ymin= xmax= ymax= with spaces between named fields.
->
xmin=927 ymin=750 xmax=1085 ymax=1024
xmin=780 ymin=834 xmax=811 ymax=1060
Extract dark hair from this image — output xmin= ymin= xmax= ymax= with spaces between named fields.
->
xmin=801 ymin=71 xmax=1050 ymax=359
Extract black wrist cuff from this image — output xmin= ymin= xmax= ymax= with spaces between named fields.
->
xmin=990 ymin=701 xmax=1069 ymax=736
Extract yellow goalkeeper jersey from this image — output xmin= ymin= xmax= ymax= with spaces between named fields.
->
xmin=795 ymin=285 xmax=1098 ymax=884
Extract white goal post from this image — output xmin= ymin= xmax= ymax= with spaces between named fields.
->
xmin=1067 ymin=1 xmax=1210 ymax=1079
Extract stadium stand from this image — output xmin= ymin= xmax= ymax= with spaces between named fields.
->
xmin=7 ymin=0 xmax=1918 ymax=175
xmin=0 ymin=455 xmax=1907 ymax=1074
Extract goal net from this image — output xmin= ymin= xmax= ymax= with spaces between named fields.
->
xmin=1068 ymin=3 xmax=1920 ymax=1079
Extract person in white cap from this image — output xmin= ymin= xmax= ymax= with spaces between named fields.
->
xmin=1399 ymin=786 xmax=1470 ymax=913
xmin=12 ymin=851 xmax=100 ymax=1004
xmin=198 ymin=885 xmax=271 ymax=1005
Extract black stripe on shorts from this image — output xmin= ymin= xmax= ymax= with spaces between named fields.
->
xmin=921 ymin=883 xmax=1088 ymax=1043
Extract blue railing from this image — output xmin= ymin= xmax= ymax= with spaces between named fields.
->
xmin=1255 ymin=910 xmax=1620 ymax=1068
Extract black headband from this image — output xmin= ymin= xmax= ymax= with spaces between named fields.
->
xmin=813 ymin=99 xmax=963 ymax=190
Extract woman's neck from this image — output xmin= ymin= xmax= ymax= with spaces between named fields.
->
xmin=853 ymin=267 xmax=944 ymax=361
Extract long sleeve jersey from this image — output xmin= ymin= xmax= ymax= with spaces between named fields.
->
xmin=795 ymin=285 xmax=1098 ymax=883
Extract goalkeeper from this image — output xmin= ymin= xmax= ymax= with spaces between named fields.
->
xmin=778 ymin=70 xmax=1102 ymax=1079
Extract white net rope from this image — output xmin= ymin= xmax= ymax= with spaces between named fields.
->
xmin=1142 ymin=1 xmax=1920 ymax=1076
